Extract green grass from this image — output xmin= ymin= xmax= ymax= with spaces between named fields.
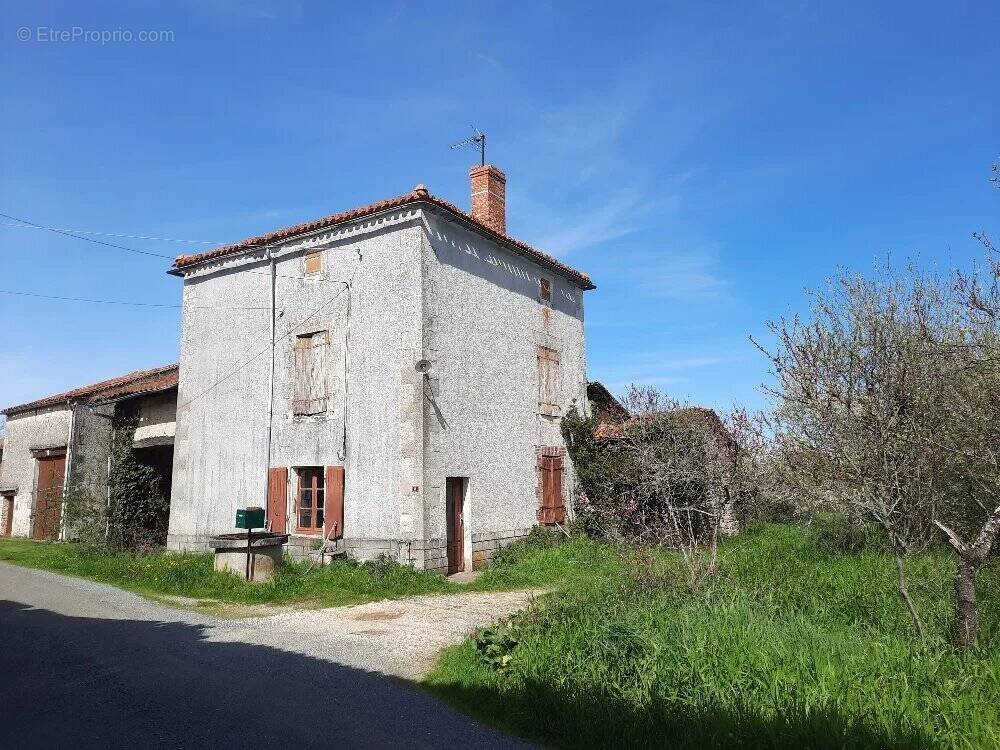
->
xmin=0 ymin=529 xmax=596 ymax=610
xmin=426 ymin=524 xmax=1000 ymax=749
xmin=0 ymin=538 xmax=457 ymax=608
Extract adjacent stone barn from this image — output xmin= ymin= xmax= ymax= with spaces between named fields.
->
xmin=167 ymin=165 xmax=595 ymax=572
xmin=0 ymin=365 xmax=178 ymax=540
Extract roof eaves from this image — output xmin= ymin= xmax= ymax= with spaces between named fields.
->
xmin=169 ymin=189 xmax=596 ymax=291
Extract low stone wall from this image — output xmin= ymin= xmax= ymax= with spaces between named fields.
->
xmin=472 ymin=528 xmax=534 ymax=570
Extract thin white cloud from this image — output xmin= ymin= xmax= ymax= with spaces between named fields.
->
xmin=636 ymin=248 xmax=730 ymax=300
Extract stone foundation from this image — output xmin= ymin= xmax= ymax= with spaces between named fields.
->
xmin=168 ymin=528 xmax=539 ymax=571
xmin=471 ymin=528 xmax=533 ymax=570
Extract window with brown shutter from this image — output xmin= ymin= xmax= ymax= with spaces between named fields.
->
xmin=293 ymin=331 xmax=329 ymax=415
xmin=537 ymin=346 xmax=561 ymax=416
xmin=537 ymin=448 xmax=566 ymax=525
xmin=304 ymin=250 xmax=323 ymax=276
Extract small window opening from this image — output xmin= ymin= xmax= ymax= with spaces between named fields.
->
xmin=539 ymin=277 xmax=552 ymax=304
xmin=304 ymin=250 xmax=323 ymax=276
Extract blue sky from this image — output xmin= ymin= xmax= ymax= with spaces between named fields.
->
xmin=1 ymin=1 xmax=997 ymax=422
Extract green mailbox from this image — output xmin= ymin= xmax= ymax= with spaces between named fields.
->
xmin=236 ymin=506 xmax=266 ymax=530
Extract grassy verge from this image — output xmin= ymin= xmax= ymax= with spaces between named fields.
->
xmin=426 ymin=524 xmax=1000 ymax=749
xmin=0 ymin=529 xmax=602 ymax=609
xmin=0 ymin=538 xmax=456 ymax=609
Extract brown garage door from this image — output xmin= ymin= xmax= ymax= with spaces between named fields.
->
xmin=33 ymin=454 xmax=66 ymax=540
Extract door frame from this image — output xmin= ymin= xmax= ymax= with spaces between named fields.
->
xmin=445 ymin=477 xmax=467 ymax=575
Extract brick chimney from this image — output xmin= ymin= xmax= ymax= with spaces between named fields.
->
xmin=469 ymin=164 xmax=506 ymax=235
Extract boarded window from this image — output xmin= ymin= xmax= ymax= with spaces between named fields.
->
xmin=537 ymin=346 xmax=561 ymax=416
xmin=304 ymin=250 xmax=323 ymax=276
xmin=537 ymin=449 xmax=566 ymax=525
xmin=296 ymin=467 xmax=325 ymax=533
xmin=293 ymin=331 xmax=329 ymax=415
xmin=539 ymin=277 xmax=552 ymax=304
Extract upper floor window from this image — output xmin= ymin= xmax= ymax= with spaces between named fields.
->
xmin=304 ymin=250 xmax=323 ymax=276
xmin=537 ymin=346 xmax=561 ymax=416
xmin=293 ymin=331 xmax=329 ymax=415
xmin=539 ymin=277 xmax=552 ymax=305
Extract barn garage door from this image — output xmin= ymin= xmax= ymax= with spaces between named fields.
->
xmin=33 ymin=454 xmax=66 ymax=540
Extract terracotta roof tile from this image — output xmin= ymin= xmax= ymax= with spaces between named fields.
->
xmin=171 ymin=188 xmax=595 ymax=290
xmin=3 ymin=364 xmax=179 ymax=417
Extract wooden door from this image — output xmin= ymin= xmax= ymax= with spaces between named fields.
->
xmin=2 ymin=493 xmax=13 ymax=536
xmin=446 ymin=477 xmax=465 ymax=575
xmin=33 ymin=454 xmax=66 ymax=540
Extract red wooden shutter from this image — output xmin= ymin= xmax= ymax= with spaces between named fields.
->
xmin=325 ymin=465 xmax=345 ymax=539
xmin=537 ymin=452 xmax=566 ymax=525
xmin=267 ymin=467 xmax=288 ymax=533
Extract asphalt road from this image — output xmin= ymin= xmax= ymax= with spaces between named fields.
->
xmin=0 ymin=562 xmax=529 ymax=750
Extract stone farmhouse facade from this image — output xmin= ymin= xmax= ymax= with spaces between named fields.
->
xmin=166 ymin=166 xmax=595 ymax=573
xmin=0 ymin=366 xmax=178 ymax=540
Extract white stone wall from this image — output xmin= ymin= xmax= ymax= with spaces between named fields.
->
xmin=0 ymin=406 xmax=72 ymax=537
xmin=167 ymin=211 xmax=425 ymax=551
xmin=420 ymin=211 xmax=588 ymax=570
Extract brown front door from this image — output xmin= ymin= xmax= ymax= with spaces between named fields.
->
xmin=33 ymin=454 xmax=66 ymax=540
xmin=446 ymin=477 xmax=465 ymax=575
xmin=2 ymin=493 xmax=13 ymax=536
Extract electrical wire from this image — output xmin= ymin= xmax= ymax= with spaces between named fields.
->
xmin=0 ymin=289 xmax=272 ymax=310
xmin=0 ymin=211 xmax=175 ymax=259
xmin=0 ymin=221 xmax=218 ymax=244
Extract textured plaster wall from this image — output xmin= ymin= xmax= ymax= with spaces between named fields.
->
xmin=168 ymin=211 xmax=425 ymax=550
xmin=420 ymin=211 xmax=588 ymax=569
xmin=132 ymin=391 xmax=177 ymax=446
xmin=0 ymin=406 xmax=72 ymax=537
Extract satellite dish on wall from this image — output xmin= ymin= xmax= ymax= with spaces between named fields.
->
xmin=415 ymin=359 xmax=433 ymax=375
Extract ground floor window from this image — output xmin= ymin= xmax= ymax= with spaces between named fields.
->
xmin=296 ymin=467 xmax=325 ymax=533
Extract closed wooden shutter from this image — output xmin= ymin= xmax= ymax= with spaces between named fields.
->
xmin=537 ymin=346 xmax=560 ymax=416
xmin=267 ymin=467 xmax=288 ymax=533
xmin=294 ymin=331 xmax=329 ymax=415
xmin=325 ymin=465 xmax=345 ymax=540
xmin=537 ymin=451 xmax=565 ymax=525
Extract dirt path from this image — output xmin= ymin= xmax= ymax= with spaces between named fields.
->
xmin=210 ymin=589 xmax=545 ymax=679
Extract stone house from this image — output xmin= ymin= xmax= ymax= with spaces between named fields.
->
xmin=167 ymin=165 xmax=595 ymax=572
xmin=0 ymin=365 xmax=178 ymax=539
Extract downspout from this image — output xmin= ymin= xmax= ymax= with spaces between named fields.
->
xmin=265 ymin=245 xmax=276 ymax=491
xmin=59 ymin=403 xmax=77 ymax=540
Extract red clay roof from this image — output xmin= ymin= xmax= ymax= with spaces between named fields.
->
xmin=595 ymin=407 xmax=727 ymax=440
xmin=3 ymin=364 xmax=179 ymax=417
xmin=171 ymin=187 xmax=595 ymax=290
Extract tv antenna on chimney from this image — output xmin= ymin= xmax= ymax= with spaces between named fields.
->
xmin=450 ymin=125 xmax=486 ymax=166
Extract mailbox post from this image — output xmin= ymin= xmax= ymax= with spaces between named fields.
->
xmin=236 ymin=506 xmax=266 ymax=581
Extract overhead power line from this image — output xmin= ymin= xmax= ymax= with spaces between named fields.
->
xmin=0 ymin=289 xmax=272 ymax=310
xmin=0 ymin=221 xmax=218 ymax=244
xmin=0 ymin=211 xmax=175 ymax=259
xmin=2 ymin=209 xmax=353 ymax=285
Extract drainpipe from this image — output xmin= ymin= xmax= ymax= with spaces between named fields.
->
xmin=265 ymin=246 xmax=276 ymax=494
xmin=59 ymin=403 xmax=77 ymax=540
